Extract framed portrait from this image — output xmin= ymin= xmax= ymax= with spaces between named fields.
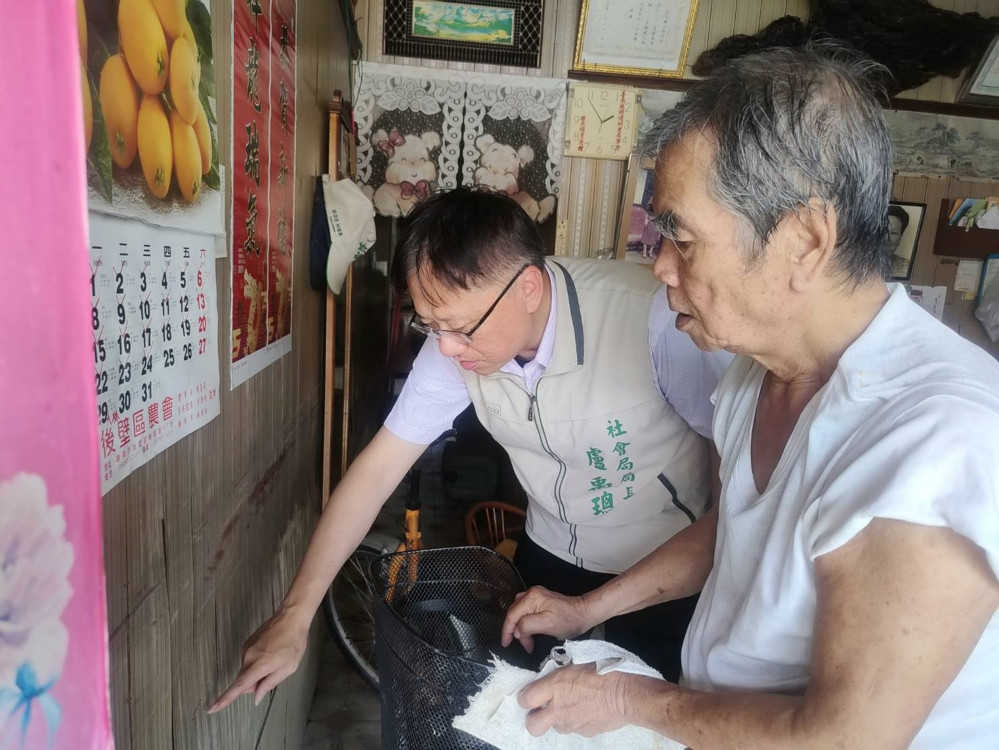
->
xmin=888 ymin=201 xmax=926 ymax=281
xmin=616 ymin=154 xmax=660 ymax=265
xmin=573 ymin=0 xmax=701 ymax=79
xmin=959 ymin=36 xmax=999 ymax=105
xmin=383 ymin=0 xmax=543 ymax=68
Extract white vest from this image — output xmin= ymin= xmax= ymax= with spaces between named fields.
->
xmin=461 ymin=258 xmax=710 ymax=574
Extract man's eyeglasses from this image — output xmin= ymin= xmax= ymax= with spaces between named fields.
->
xmin=643 ymin=203 xmax=690 ymax=262
xmin=409 ymin=263 xmax=531 ymax=345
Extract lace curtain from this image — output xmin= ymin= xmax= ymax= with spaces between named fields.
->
xmin=353 ymin=62 xmax=567 ymax=220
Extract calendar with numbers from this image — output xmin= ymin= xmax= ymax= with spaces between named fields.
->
xmin=88 ymin=212 xmax=220 ymax=494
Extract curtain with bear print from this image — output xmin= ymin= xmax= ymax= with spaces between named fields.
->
xmin=462 ymin=72 xmax=566 ymax=224
xmin=353 ymin=62 xmax=567 ymax=222
xmin=353 ymin=63 xmax=466 ymax=218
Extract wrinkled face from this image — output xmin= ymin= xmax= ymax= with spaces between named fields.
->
xmin=887 ymin=215 xmax=904 ymax=253
xmin=650 ymin=134 xmax=791 ymax=354
xmin=408 ymin=267 xmax=537 ymax=376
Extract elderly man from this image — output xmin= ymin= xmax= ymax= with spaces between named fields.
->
xmin=503 ymin=46 xmax=999 ymax=749
xmin=210 ymin=189 xmax=731 ymax=712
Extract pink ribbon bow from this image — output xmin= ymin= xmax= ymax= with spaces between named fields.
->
xmin=400 ymin=180 xmax=430 ymax=200
xmin=376 ymin=128 xmax=406 ymax=158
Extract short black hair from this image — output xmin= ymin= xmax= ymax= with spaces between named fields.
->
xmin=887 ymin=204 xmax=910 ymax=231
xmin=392 ymin=189 xmax=546 ymax=295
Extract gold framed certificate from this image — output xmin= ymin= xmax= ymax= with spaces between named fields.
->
xmin=959 ymin=36 xmax=999 ymax=105
xmin=572 ymin=0 xmax=701 ymax=79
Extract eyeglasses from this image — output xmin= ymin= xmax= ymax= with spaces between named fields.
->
xmin=643 ymin=203 xmax=690 ymax=262
xmin=409 ymin=263 xmax=531 ymax=345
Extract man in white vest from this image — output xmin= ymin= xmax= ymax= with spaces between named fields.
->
xmin=502 ymin=45 xmax=999 ymax=749
xmin=210 ymin=189 xmax=730 ymax=711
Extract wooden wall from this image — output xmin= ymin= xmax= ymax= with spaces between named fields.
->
xmin=102 ymin=2 xmax=351 ymax=748
xmin=355 ymin=0 xmax=999 ymax=354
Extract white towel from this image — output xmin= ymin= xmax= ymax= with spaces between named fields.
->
xmin=452 ymin=640 xmax=686 ymax=750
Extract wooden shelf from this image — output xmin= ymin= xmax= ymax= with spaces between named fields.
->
xmin=567 ymin=70 xmax=999 ymax=121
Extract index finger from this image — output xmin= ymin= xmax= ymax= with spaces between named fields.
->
xmin=518 ymin=670 xmax=556 ymax=711
xmin=208 ymin=661 xmax=271 ymax=713
xmin=501 ymin=595 xmax=531 ymax=647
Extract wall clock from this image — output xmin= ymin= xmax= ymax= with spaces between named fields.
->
xmin=564 ymin=83 xmax=639 ymax=160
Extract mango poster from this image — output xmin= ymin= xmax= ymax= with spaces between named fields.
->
xmin=82 ymin=0 xmax=223 ymax=236
xmin=230 ymin=0 xmax=296 ymax=388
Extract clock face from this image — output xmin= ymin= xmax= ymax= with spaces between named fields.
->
xmin=564 ymin=85 xmax=639 ymax=160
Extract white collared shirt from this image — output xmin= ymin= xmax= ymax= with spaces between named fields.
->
xmin=684 ymin=285 xmax=999 ymax=748
xmin=385 ymin=267 xmax=731 ymax=444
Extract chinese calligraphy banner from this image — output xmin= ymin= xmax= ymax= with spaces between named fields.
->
xmin=89 ymin=213 xmax=221 ymax=495
xmin=1 ymin=2 xmax=113 ymax=747
xmin=231 ymin=0 xmax=297 ymax=388
xmin=84 ymin=0 xmax=224 ymax=237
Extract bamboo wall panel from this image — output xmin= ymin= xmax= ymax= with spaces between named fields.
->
xmin=102 ymin=1 xmax=349 ymax=747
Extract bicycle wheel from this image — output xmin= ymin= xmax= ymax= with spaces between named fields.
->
xmin=324 ymin=538 xmax=394 ymax=689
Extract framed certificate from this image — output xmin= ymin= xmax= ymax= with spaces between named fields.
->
xmin=959 ymin=36 xmax=999 ymax=105
xmin=572 ymin=0 xmax=701 ymax=79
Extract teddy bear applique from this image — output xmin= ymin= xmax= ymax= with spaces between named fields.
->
xmin=472 ymin=134 xmax=555 ymax=223
xmin=365 ymin=128 xmax=442 ymax=217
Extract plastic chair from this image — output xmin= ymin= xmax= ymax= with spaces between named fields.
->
xmin=464 ymin=501 xmax=527 ymax=559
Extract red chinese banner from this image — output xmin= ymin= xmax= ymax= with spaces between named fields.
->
xmin=231 ymin=0 xmax=296 ymax=387
xmin=267 ymin=0 xmax=296 ymax=345
xmin=232 ymin=0 xmax=271 ymax=369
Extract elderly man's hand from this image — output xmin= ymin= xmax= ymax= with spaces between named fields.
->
xmin=501 ymin=586 xmax=591 ymax=653
xmin=517 ymin=664 xmax=634 ymax=737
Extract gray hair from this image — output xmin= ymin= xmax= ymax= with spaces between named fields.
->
xmin=640 ymin=43 xmax=894 ymax=284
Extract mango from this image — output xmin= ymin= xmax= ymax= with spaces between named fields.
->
xmin=192 ymin=101 xmax=212 ymax=175
xmin=81 ymin=64 xmax=92 ymax=152
xmin=119 ymin=0 xmax=169 ymax=95
xmin=151 ymin=0 xmax=186 ymax=39
xmin=99 ymin=55 xmax=140 ymax=168
xmin=77 ymin=0 xmax=87 ymax=60
xmin=179 ymin=19 xmax=198 ymax=53
xmin=137 ymin=95 xmax=172 ymax=198
xmin=169 ymin=36 xmax=200 ymax=125
xmin=170 ymin=110 xmax=201 ymax=202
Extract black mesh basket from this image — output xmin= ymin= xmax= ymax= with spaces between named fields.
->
xmin=372 ymin=546 xmax=525 ymax=749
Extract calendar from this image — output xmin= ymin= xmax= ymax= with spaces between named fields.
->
xmin=88 ymin=213 xmax=220 ymax=494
